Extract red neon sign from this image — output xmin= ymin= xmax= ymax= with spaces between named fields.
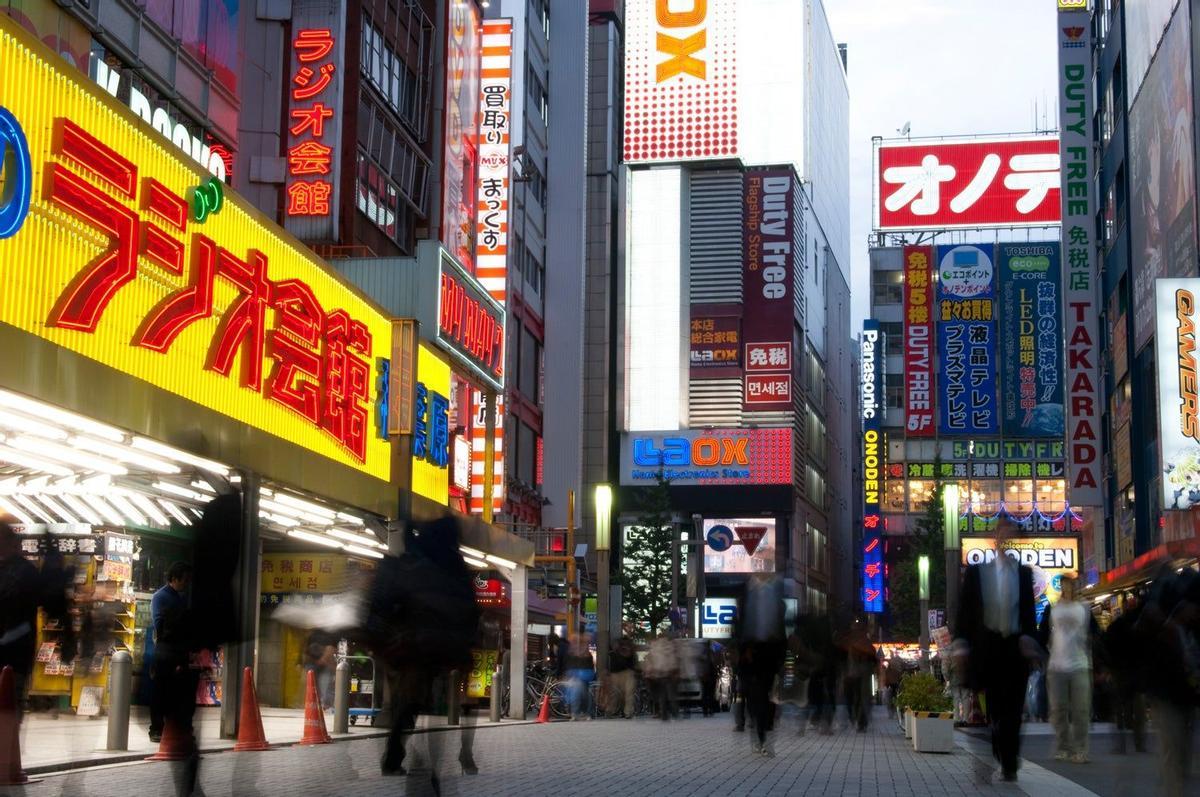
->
xmin=438 ymin=269 xmax=503 ymax=383
xmin=46 ymin=118 xmax=373 ymax=461
xmin=286 ymin=29 xmax=336 ymax=217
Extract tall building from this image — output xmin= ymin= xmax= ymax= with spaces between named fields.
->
xmin=607 ymin=0 xmax=853 ymax=623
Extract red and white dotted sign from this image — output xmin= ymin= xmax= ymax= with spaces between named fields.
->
xmin=623 ymin=0 xmax=738 ymax=164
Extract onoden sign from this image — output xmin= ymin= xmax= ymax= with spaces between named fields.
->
xmin=961 ymin=536 xmax=1079 ymax=619
xmin=0 ymin=17 xmax=391 ymax=481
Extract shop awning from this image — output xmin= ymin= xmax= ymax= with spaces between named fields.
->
xmin=1091 ymin=537 xmax=1200 ymax=593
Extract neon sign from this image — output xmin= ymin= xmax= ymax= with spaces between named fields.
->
xmin=0 ymin=106 xmax=31 ymax=239
xmin=861 ymin=320 xmax=885 ymax=613
xmin=286 ymin=29 xmax=337 ymax=217
xmin=619 ymin=429 xmax=792 ymax=486
xmin=438 ymin=263 xmax=504 ymax=388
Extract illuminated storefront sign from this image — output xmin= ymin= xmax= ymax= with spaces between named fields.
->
xmin=861 ymin=320 xmax=884 ymax=614
xmin=619 ymin=428 xmax=792 ymax=486
xmin=700 ymin=597 xmax=738 ymax=640
xmin=936 ymin=244 xmax=999 ymax=435
xmin=285 ymin=27 xmax=341 ymax=220
xmin=903 ymin=245 xmax=935 ymax=436
xmin=0 ymin=16 xmax=391 ymax=480
xmin=961 ymin=536 xmax=1079 ymax=621
xmin=413 ymin=343 xmax=452 ymax=504
xmin=743 ymin=170 xmax=795 ymax=410
xmin=702 ymin=519 xmax=776 ymax=574
xmin=438 ymin=255 xmax=504 ymax=391
xmin=1057 ymin=10 xmax=1101 ymax=506
xmin=441 ymin=0 xmax=481 ymax=272
xmin=1156 ymin=279 xmax=1200 ymax=510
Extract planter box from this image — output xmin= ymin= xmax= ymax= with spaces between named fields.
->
xmin=911 ymin=712 xmax=955 ymax=753
xmin=904 ymin=710 xmax=914 ymax=739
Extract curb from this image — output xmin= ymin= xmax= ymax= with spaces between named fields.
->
xmin=25 ymin=718 xmax=542 ymax=776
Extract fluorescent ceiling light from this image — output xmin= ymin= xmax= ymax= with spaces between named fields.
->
xmin=106 ymin=492 xmax=147 ymax=526
xmin=327 ymin=529 xmax=386 ymax=549
xmin=484 ymin=553 xmax=518 ymax=570
xmin=159 ymin=500 xmax=193 ymax=526
xmin=0 ymin=477 xmax=21 ymax=495
xmin=0 ymin=409 xmax=68 ymax=441
xmin=0 ymin=445 xmax=74 ymax=477
xmin=343 ymin=543 xmax=384 ymax=560
xmin=190 ymin=481 xmax=217 ymax=494
xmin=459 ymin=545 xmax=486 ymax=560
xmin=462 ymin=555 xmax=488 ymax=569
xmin=0 ymin=496 xmax=34 ymax=525
xmin=336 ymin=512 xmax=365 ymax=525
xmin=125 ymin=492 xmax=170 ymax=526
xmin=0 ymin=390 xmax=125 ymax=441
xmin=131 ymin=437 xmax=229 ymax=475
xmin=271 ymin=492 xmax=337 ymax=519
xmin=60 ymin=493 xmax=102 ymax=525
xmin=36 ymin=494 xmax=80 ymax=524
xmin=153 ymin=481 xmax=211 ymax=503
xmin=259 ymin=511 xmax=299 ymax=528
xmin=259 ymin=497 xmax=331 ymax=525
xmin=287 ymin=529 xmax=343 ymax=548
xmin=69 ymin=436 xmax=180 ymax=474
xmin=9 ymin=436 xmax=127 ymax=475
xmin=13 ymin=494 xmax=54 ymax=524
xmin=81 ymin=494 xmax=126 ymax=527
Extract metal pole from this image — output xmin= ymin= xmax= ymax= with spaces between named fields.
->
xmin=596 ymin=548 xmax=610 ymax=678
xmin=670 ymin=524 xmax=680 ymax=621
xmin=945 ymin=548 xmax=960 ymax=633
xmin=566 ymin=489 xmax=576 ymax=644
xmin=919 ymin=598 xmax=930 ymax=673
xmin=222 ymin=471 xmax=261 ymax=739
xmin=106 ymin=650 xmax=132 ymax=750
xmin=489 ymin=668 xmax=502 ymax=722
xmin=447 ymin=669 xmax=461 ymax=725
xmin=333 ymin=658 xmax=350 ymax=734
xmin=508 ymin=565 xmax=528 ymax=720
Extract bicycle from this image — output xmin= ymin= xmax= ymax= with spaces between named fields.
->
xmin=500 ymin=661 xmax=571 ymax=719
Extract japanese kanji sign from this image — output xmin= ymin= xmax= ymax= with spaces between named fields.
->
xmin=441 ymin=0 xmax=481 ymax=273
xmin=861 ymin=319 xmax=884 ymax=614
xmin=875 ymin=137 xmax=1061 ymax=231
xmin=903 ymin=246 xmax=935 ymax=437
xmin=261 ymin=553 xmax=346 ymax=593
xmin=284 ymin=5 xmax=347 ymax=241
xmin=413 ymin=343 xmax=452 ymax=505
xmin=690 ymin=307 xmax=742 ymax=375
xmin=1057 ymin=9 xmax=1102 ymax=506
xmin=936 ymin=245 xmax=999 ymax=435
xmin=0 ymin=15 xmax=391 ymax=481
xmin=742 ymin=170 xmax=795 ymax=411
xmin=998 ymin=243 xmax=1064 ymax=438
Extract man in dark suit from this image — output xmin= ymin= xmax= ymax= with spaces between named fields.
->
xmin=953 ymin=519 xmax=1040 ymax=782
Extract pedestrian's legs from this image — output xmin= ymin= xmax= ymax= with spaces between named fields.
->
xmin=1069 ymin=670 xmax=1091 ymax=758
xmin=1152 ymin=698 xmax=1188 ymax=797
xmin=458 ymin=702 xmax=477 ymax=773
xmin=987 ymin=668 xmax=1028 ymax=778
xmin=622 ymin=672 xmax=636 ymax=718
xmin=1047 ymin=670 xmax=1070 ymax=755
xmin=382 ymin=668 xmax=420 ymax=774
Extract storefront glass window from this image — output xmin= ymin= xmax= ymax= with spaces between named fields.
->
xmin=970 ymin=480 xmax=1002 ymax=516
xmin=1037 ymin=478 xmax=1068 ymax=515
xmin=885 ymin=479 xmax=905 ymax=513
xmin=1006 ymin=479 xmax=1035 ymax=515
xmin=908 ymin=479 xmax=936 ymax=511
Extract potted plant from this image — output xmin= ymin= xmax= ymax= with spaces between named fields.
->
xmin=896 ymin=672 xmax=954 ymax=753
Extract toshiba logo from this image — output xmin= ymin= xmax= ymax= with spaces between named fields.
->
xmin=656 ymin=0 xmax=707 ymax=82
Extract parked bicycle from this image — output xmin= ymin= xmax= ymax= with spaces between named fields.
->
xmin=500 ymin=660 xmax=571 ymax=719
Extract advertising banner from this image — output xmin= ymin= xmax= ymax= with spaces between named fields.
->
xmin=1130 ymin=5 xmax=1196 ymax=352
xmin=1125 ymin=0 xmax=1181 ymax=99
xmin=0 ymin=15 xmax=392 ymax=481
xmin=1155 ymin=279 xmax=1200 ymax=509
xmin=412 ymin=343 xmax=452 ymax=505
xmin=903 ymin=245 xmax=936 ymax=436
xmin=998 ymin=242 xmax=1064 ymax=438
xmin=742 ymin=170 xmax=796 ymax=410
xmin=875 ymin=137 xmax=1061 ymax=231
xmin=701 ymin=598 xmax=738 ymax=639
xmin=1057 ymin=8 xmax=1103 ymax=506
xmin=689 ymin=307 xmax=742 ymax=375
xmin=861 ymin=320 xmax=884 ymax=614
xmin=936 ymin=244 xmax=999 ymax=435
xmin=619 ymin=428 xmax=792 ymax=486
xmin=441 ymin=0 xmax=481 ymax=273
xmin=961 ymin=536 xmax=1079 ymax=622
xmin=702 ymin=519 xmax=776 ymax=574
xmin=475 ymin=18 xmax=513 ymax=304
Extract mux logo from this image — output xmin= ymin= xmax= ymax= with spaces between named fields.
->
xmin=656 ymin=0 xmax=707 ymax=82
xmin=632 ymin=436 xmax=749 ymax=467
xmin=0 ymin=107 xmax=31 ymax=240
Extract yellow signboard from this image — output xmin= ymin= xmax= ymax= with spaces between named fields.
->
xmin=411 ymin=343 xmax=452 ymax=504
xmin=260 ymin=553 xmax=347 ymax=593
xmin=0 ymin=16 xmax=390 ymax=481
xmin=467 ymin=649 xmax=499 ymax=699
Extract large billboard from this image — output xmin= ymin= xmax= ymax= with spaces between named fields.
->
xmin=1155 ymin=279 xmax=1200 ymax=510
xmin=874 ymin=137 xmax=1061 ymax=231
xmin=1125 ymin=0 xmax=1183 ymax=101
xmin=440 ymin=0 xmax=481 ymax=273
xmin=961 ymin=536 xmax=1079 ymax=622
xmin=861 ymin=320 xmax=884 ymax=614
xmin=742 ymin=169 xmax=796 ymax=411
xmin=619 ymin=428 xmax=792 ymax=486
xmin=690 ymin=305 xmax=742 ymax=376
xmin=702 ymin=518 xmax=776 ymax=574
xmin=902 ymin=245 xmax=935 ymax=436
xmin=0 ymin=15 xmax=392 ymax=481
xmin=1130 ymin=4 xmax=1196 ymax=352
xmin=1057 ymin=7 xmax=1103 ymax=506
xmin=998 ymin=243 xmax=1064 ymax=438
xmin=936 ymin=244 xmax=999 ymax=435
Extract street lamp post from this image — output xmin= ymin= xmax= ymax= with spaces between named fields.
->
xmin=594 ymin=485 xmax=613 ymax=682
xmin=918 ymin=554 xmax=930 ymax=672
xmin=942 ymin=484 xmax=961 ymax=633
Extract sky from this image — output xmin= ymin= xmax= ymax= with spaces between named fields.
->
xmin=822 ymin=0 xmax=1062 ymax=325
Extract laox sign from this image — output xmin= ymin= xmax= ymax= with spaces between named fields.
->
xmin=655 ymin=0 xmax=708 ymax=82
xmin=632 ymin=436 xmax=749 ymax=467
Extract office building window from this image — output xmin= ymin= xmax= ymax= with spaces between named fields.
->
xmin=527 ymin=65 xmax=549 ymax=128
xmin=871 ymin=269 xmax=902 ymax=306
xmin=880 ymin=322 xmax=903 ymax=357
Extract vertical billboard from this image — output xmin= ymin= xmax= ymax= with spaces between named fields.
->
xmin=902 ymin=245 xmax=935 ymax=436
xmin=284 ymin=2 xmax=347 ymax=239
xmin=998 ymin=242 xmax=1064 ymax=438
xmin=1057 ymin=7 xmax=1103 ymax=506
xmin=743 ymin=169 xmax=795 ymax=411
xmin=441 ymin=0 xmax=481 ymax=273
xmin=1155 ymin=278 xmax=1200 ymax=510
xmin=1125 ymin=0 xmax=1182 ymax=99
xmin=690 ymin=305 xmax=743 ymax=376
xmin=861 ymin=320 xmax=884 ymax=614
xmin=936 ymin=244 xmax=999 ymax=435
xmin=1130 ymin=5 xmax=1197 ymax=351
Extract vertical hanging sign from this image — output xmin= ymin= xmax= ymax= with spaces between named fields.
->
xmin=861 ymin=320 xmax=885 ymax=614
xmin=441 ymin=0 xmax=482 ymax=273
xmin=903 ymin=245 xmax=935 ymax=436
xmin=284 ymin=1 xmax=346 ymax=240
xmin=936 ymin=244 xmax=999 ymax=435
xmin=742 ymin=169 xmax=795 ymax=411
xmin=998 ymin=242 xmax=1065 ymax=438
xmin=1057 ymin=7 xmax=1102 ymax=505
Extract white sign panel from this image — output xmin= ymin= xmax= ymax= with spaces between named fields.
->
xmin=1057 ymin=9 xmax=1102 ymax=506
xmin=700 ymin=597 xmax=738 ymax=639
xmin=1156 ymin=279 xmax=1200 ymax=509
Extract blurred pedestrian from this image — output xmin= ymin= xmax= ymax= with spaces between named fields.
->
xmin=739 ymin=574 xmax=786 ymax=756
xmin=1103 ymin=596 xmax=1146 ymax=753
xmin=1039 ymin=575 xmax=1101 ymax=763
xmin=149 ymin=562 xmax=192 ymax=743
xmin=563 ymin=636 xmax=595 ymax=720
xmin=883 ymin=656 xmax=903 ymax=718
xmin=700 ymin=640 xmax=719 ymax=717
xmin=303 ymin=629 xmax=337 ymax=709
xmin=643 ymin=633 xmax=678 ymax=720
xmin=841 ymin=619 xmax=876 ymax=732
xmin=367 ymin=518 xmax=481 ymax=790
xmin=607 ymin=634 xmax=638 ymax=718
xmin=954 ymin=519 xmax=1040 ymax=783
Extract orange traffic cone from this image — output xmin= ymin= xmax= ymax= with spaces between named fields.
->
xmin=145 ymin=716 xmax=194 ymax=761
xmin=0 ymin=666 xmax=30 ymax=786
xmin=298 ymin=669 xmax=331 ymax=745
xmin=233 ymin=667 xmax=270 ymax=752
xmin=535 ymin=693 xmax=551 ymax=724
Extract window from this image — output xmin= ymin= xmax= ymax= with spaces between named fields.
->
xmin=885 ymin=383 xmax=904 ymax=414
xmin=806 ymin=465 xmax=827 ymax=510
xmin=880 ymin=322 xmax=903 ymax=357
xmin=909 ymin=479 xmax=937 ymax=511
xmin=807 ymin=410 xmax=827 ymax=468
xmin=524 ymin=161 xmax=547 ymax=206
xmin=360 ymin=8 xmax=435 ymax=140
xmin=517 ymin=422 xmax=538 ymax=486
xmin=518 ymin=326 xmax=540 ymax=401
xmin=871 ymin=269 xmax=903 ymax=306
xmin=885 ymin=479 xmax=905 ymax=513
xmin=355 ymin=97 xmax=432 ymax=250
xmin=807 ymin=349 xmax=826 ymax=413
xmin=530 ymin=0 xmax=550 ymax=40
xmin=805 ymin=586 xmax=828 ymax=615
xmin=808 ymin=525 xmax=828 ymax=574
xmin=1006 ymin=479 xmax=1034 ymax=515
xmin=1037 ymin=478 xmax=1067 ymax=515
xmin=527 ymin=65 xmax=549 ymax=128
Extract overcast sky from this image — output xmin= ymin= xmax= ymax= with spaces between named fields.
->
xmin=823 ymin=0 xmax=1061 ymax=325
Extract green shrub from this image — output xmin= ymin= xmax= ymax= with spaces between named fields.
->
xmin=895 ymin=671 xmax=952 ymax=714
